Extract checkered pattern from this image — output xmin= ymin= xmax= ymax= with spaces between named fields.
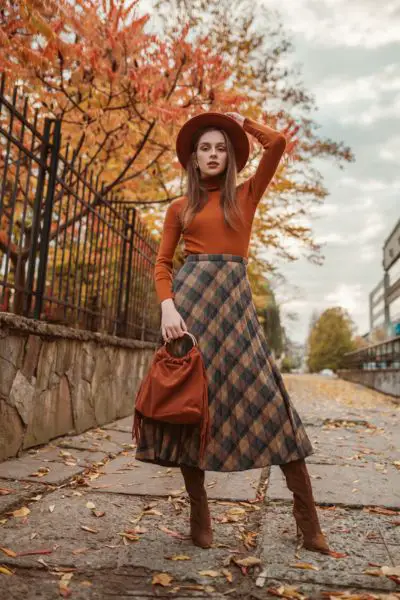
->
xmin=134 ymin=254 xmax=314 ymax=472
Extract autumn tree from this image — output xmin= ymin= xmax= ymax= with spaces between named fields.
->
xmin=307 ymin=307 xmax=356 ymax=373
xmin=0 ymin=0 xmax=248 ymax=319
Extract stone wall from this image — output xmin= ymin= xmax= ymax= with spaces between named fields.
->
xmin=0 ymin=312 xmax=157 ymax=462
xmin=337 ymin=368 xmax=400 ymax=399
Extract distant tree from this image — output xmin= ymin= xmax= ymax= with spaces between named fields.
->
xmin=307 ymin=307 xmax=356 ymax=373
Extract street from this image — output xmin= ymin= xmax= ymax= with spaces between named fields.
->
xmin=0 ymin=375 xmax=399 ymax=599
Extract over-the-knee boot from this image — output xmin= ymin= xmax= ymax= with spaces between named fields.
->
xmin=279 ymin=458 xmax=330 ymax=554
xmin=180 ymin=464 xmax=213 ymax=549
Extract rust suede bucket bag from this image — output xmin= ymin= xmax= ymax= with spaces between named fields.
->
xmin=132 ymin=332 xmax=210 ymax=461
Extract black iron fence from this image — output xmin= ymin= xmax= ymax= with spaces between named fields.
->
xmin=0 ymin=75 xmax=160 ymax=341
xmin=342 ymin=336 xmax=400 ymax=370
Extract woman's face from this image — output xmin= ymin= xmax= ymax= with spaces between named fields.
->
xmin=196 ymin=129 xmax=228 ymax=178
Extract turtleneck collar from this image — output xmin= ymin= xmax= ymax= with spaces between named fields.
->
xmin=200 ymin=172 xmax=226 ymax=191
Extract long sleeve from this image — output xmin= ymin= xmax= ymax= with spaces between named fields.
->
xmin=243 ymin=117 xmax=287 ymax=206
xmin=154 ymin=199 xmax=182 ymax=303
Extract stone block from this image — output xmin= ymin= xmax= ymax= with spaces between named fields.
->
xmin=0 ymin=399 xmax=24 ymax=461
xmin=35 ymin=340 xmax=57 ymax=393
xmin=23 ymin=375 xmax=74 ymax=449
xmin=9 ymin=370 xmax=35 ymax=426
xmin=20 ymin=334 xmax=42 ymax=381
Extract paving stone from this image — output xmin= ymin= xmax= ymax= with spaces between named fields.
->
xmin=87 ymin=455 xmax=262 ymax=500
xmin=0 ymin=456 xmax=85 ymax=485
xmin=25 ymin=445 xmax=107 ymax=466
xmin=258 ymin=503 xmax=398 ymax=593
xmin=56 ymin=431 xmax=123 ymax=455
xmin=267 ymin=462 xmax=400 ymax=508
xmin=103 ymin=415 xmax=133 ymax=433
xmin=0 ymin=479 xmax=44 ymax=515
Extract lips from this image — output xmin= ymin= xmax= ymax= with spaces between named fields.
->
xmin=207 ymin=162 xmax=219 ymax=167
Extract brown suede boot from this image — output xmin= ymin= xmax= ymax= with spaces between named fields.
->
xmin=279 ymin=458 xmax=331 ymax=554
xmin=180 ymin=464 xmax=213 ymax=549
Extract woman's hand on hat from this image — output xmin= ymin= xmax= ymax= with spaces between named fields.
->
xmin=225 ymin=112 xmax=245 ymax=127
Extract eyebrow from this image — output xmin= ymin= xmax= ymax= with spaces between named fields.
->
xmin=199 ymin=141 xmax=226 ymax=147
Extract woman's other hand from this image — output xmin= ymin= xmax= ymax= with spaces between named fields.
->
xmin=225 ymin=112 xmax=245 ymax=127
xmin=161 ymin=299 xmax=188 ymax=342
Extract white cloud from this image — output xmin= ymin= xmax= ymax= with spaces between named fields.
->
xmin=266 ymin=0 xmax=400 ymax=49
xmin=310 ymin=64 xmax=400 ymax=125
xmin=324 ymin=283 xmax=364 ymax=315
xmin=379 ymin=134 xmax=400 ymax=162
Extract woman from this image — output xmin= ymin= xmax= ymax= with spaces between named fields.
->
xmin=134 ymin=111 xmax=331 ymax=555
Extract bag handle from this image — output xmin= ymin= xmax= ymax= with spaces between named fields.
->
xmin=163 ymin=331 xmax=197 ymax=347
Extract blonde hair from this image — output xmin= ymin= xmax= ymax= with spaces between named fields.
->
xmin=179 ymin=127 xmax=245 ymax=232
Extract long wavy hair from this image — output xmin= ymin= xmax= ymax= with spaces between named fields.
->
xmin=179 ymin=127 xmax=246 ymax=232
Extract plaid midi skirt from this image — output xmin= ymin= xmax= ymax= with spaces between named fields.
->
xmin=134 ymin=253 xmax=314 ymax=472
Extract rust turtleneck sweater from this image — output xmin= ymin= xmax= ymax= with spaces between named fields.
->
xmin=154 ymin=117 xmax=287 ymax=303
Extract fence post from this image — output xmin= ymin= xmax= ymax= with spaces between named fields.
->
xmin=33 ymin=118 xmax=62 ymax=320
xmin=121 ymin=208 xmax=136 ymax=337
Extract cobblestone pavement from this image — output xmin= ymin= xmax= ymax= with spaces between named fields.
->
xmin=0 ymin=374 xmax=399 ymax=599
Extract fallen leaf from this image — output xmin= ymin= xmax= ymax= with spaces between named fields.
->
xmin=328 ymin=551 xmax=348 ymax=558
xmin=166 ymin=555 xmax=191 ymax=561
xmin=0 ymin=565 xmax=14 ymax=575
xmin=221 ymin=568 xmax=233 ymax=583
xmin=0 ymin=488 xmax=13 ymax=496
xmin=143 ymin=509 xmax=163 ymax=517
xmin=232 ymin=556 xmax=261 ymax=568
xmin=242 ymin=531 xmax=258 ymax=550
xmin=0 ymin=547 xmax=17 ymax=558
xmin=30 ymin=467 xmax=50 ymax=477
xmin=80 ymin=525 xmax=98 ymax=534
xmin=86 ymin=501 xmax=96 ymax=509
xmin=12 ymin=506 xmax=30 ymax=518
xmin=267 ymin=585 xmax=306 ymax=599
xmin=152 ymin=572 xmax=173 ymax=587
xmin=92 ymin=510 xmax=105 ymax=518
xmin=158 ymin=525 xmax=187 ymax=540
xmin=118 ymin=532 xmax=139 ymax=542
xmin=17 ymin=549 xmax=53 ymax=557
xmin=59 ymin=572 xmax=73 ymax=597
xmin=289 ymin=561 xmax=320 ymax=571
xmin=49 ymin=505 xmax=55 ymax=513
xmin=365 ymin=507 xmax=399 ymax=516
xmin=198 ymin=570 xmax=221 ymax=577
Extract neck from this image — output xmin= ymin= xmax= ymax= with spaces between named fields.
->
xmin=200 ymin=171 xmax=225 ymax=191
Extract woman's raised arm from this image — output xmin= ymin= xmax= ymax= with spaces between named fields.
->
xmin=243 ymin=117 xmax=287 ymax=206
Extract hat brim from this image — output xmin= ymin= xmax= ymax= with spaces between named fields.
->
xmin=176 ymin=112 xmax=250 ymax=173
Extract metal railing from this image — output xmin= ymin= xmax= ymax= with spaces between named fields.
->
xmin=341 ymin=336 xmax=400 ymax=370
xmin=0 ymin=75 xmax=160 ymax=342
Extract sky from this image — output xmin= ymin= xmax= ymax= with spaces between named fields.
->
xmin=140 ymin=0 xmax=399 ymax=345
xmin=258 ymin=0 xmax=400 ymax=344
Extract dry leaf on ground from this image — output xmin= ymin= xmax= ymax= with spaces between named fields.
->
xmin=221 ymin=568 xmax=233 ymax=583
xmin=59 ymin=572 xmax=73 ymax=597
xmin=198 ymin=569 xmax=222 ymax=577
xmin=0 ymin=565 xmax=15 ymax=576
xmin=12 ymin=506 xmax=30 ymax=518
xmin=266 ymin=585 xmax=306 ymax=599
xmin=0 ymin=547 xmax=17 ymax=557
xmin=166 ymin=555 xmax=191 ymax=561
xmin=80 ymin=525 xmax=98 ymax=534
xmin=152 ymin=573 xmax=173 ymax=586
xmin=289 ymin=561 xmax=320 ymax=571
xmin=233 ymin=556 xmax=261 ymax=568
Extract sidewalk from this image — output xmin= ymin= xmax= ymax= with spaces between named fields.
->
xmin=0 ymin=375 xmax=399 ymax=599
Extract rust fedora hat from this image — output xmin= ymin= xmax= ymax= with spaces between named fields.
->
xmin=176 ymin=112 xmax=250 ymax=173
